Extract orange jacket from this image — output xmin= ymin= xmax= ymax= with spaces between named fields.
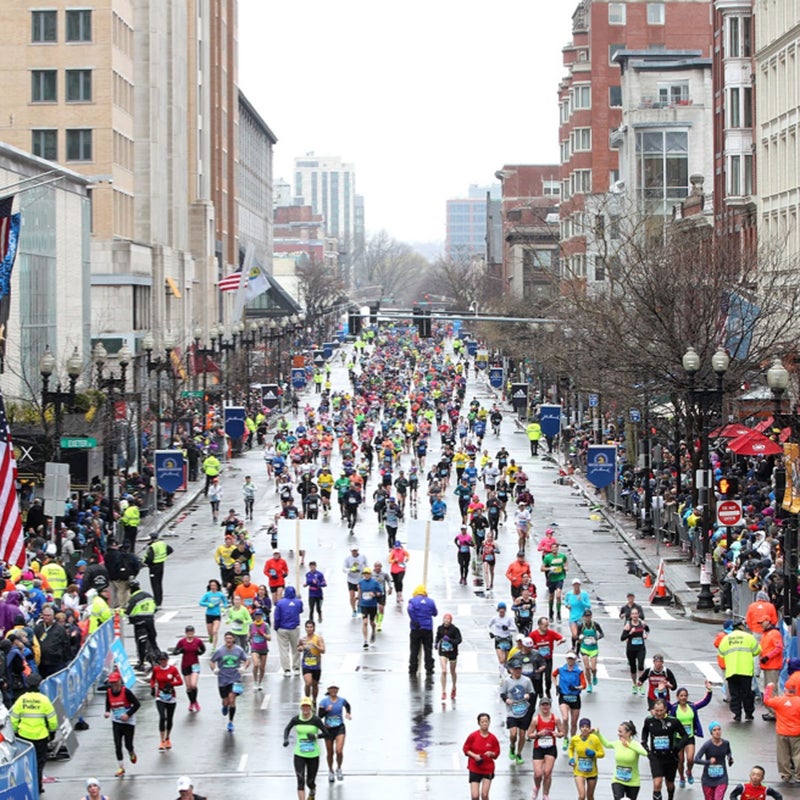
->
xmin=713 ymin=631 xmax=726 ymax=670
xmin=764 ymin=684 xmax=800 ymax=736
xmin=785 ymin=672 xmax=800 ymax=695
xmin=745 ymin=600 xmax=778 ymax=633
xmin=505 ymin=560 xmax=531 ymax=588
xmin=759 ymin=627 xmax=784 ymax=671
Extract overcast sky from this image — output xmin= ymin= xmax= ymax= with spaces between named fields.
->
xmin=239 ymin=2 xmax=574 ymax=245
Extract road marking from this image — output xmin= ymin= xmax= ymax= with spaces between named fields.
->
xmin=458 ymin=652 xmax=479 ymax=673
xmin=237 ymin=754 xmax=248 ymax=772
xmin=650 ymin=606 xmax=679 ymax=621
xmin=693 ymin=661 xmax=724 ymax=683
xmin=458 ymin=604 xmax=472 ymax=618
xmin=595 ymin=663 xmax=610 ymax=681
xmin=260 ymin=693 xmax=271 ymax=711
xmin=604 ymin=605 xmax=620 ymax=619
xmin=157 ymin=610 xmax=179 ymax=624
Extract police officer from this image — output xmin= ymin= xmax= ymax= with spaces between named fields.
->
xmin=120 ymin=499 xmax=141 ymax=551
xmin=126 ymin=579 xmax=160 ymax=671
xmin=143 ymin=531 xmax=173 ymax=608
xmin=39 ymin=550 xmax=67 ymax=601
xmin=10 ymin=673 xmax=58 ymax=793
xmin=89 ymin=585 xmax=113 ymax=634
xmin=202 ymin=452 xmax=221 ymax=496
xmin=717 ymin=620 xmax=762 ymax=722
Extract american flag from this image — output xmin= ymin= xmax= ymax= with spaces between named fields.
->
xmin=218 ymin=268 xmax=245 ymax=293
xmin=0 ymin=391 xmax=24 ymax=567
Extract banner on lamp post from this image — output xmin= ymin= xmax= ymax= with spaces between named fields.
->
xmin=155 ymin=450 xmax=185 ymax=494
xmin=539 ymin=404 xmax=562 ymax=438
xmin=586 ymin=445 xmax=617 ymax=489
xmin=224 ymin=406 xmax=246 ymax=440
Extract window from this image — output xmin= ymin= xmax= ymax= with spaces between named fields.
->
xmin=609 ymin=43 xmax=625 ymax=65
xmin=573 ymin=85 xmax=591 ymax=109
xmin=636 ymin=130 xmax=689 ymax=212
xmin=31 ymin=70 xmax=57 ymax=102
xmin=609 ymin=3 xmax=626 ymax=24
xmin=609 ymin=214 xmax=621 ymax=239
xmin=573 ymin=128 xmax=592 ymax=151
xmin=543 ymin=181 xmax=561 ymax=196
xmin=31 ymin=130 xmax=57 ymax=161
xmin=728 ymin=154 xmax=754 ymax=196
xmin=657 ymin=81 xmax=689 ymax=106
xmin=66 ymin=129 xmax=92 ymax=161
xmin=31 ymin=10 xmax=57 ymax=42
xmin=728 ymin=86 xmax=753 ymax=127
xmin=66 ymin=9 xmax=91 ymax=42
xmin=572 ymin=169 xmax=592 ymax=194
xmin=66 ymin=69 xmax=92 ymax=102
xmin=609 ymin=86 xmax=622 ymax=107
xmin=727 ymin=16 xmax=752 ymax=58
xmin=647 ymin=3 xmax=665 ymax=24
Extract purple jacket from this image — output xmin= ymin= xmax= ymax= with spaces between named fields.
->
xmin=273 ymin=586 xmax=303 ymax=630
xmin=407 ymin=593 xmax=438 ymax=631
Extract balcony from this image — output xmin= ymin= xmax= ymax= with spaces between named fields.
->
xmin=639 ymin=95 xmax=693 ymax=109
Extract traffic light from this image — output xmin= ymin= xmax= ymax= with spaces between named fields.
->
xmin=718 ymin=476 xmax=738 ymax=497
xmin=347 ymin=311 xmax=362 ymax=335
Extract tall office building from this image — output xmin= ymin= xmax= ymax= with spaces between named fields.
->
xmin=293 ymin=154 xmax=357 ymax=282
xmin=558 ymin=0 xmax=712 ymax=282
xmin=445 ymin=184 xmax=501 ymax=260
xmin=0 ymin=0 xmax=237 ymax=356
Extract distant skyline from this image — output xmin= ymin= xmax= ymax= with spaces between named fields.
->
xmin=239 ymin=2 xmax=574 ymax=246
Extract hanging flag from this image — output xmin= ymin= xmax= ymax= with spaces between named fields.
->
xmin=0 ymin=391 xmax=24 ymax=568
xmin=0 ymin=195 xmax=21 ymax=370
xmin=245 ymin=263 xmax=269 ymax=302
xmin=218 ymin=267 xmax=245 ymax=293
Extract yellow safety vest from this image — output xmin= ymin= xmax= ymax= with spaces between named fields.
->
xmin=40 ymin=563 xmax=67 ymax=599
xmin=11 ymin=691 xmax=58 ymax=740
xmin=149 ymin=540 xmax=168 ymax=564
xmin=122 ymin=505 xmax=140 ymax=527
xmin=89 ymin=596 xmax=112 ymax=633
xmin=203 ymin=456 xmax=220 ymax=477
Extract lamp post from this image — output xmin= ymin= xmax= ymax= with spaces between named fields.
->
xmin=193 ymin=325 xmax=217 ymax=428
xmin=39 ymin=346 xmax=82 ymax=462
xmin=142 ymin=332 xmax=176 ymax=450
xmin=766 ymin=356 xmax=797 ymax=624
xmin=682 ymin=345 xmax=730 ymax=610
xmin=215 ymin=323 xmax=241 ymax=404
xmin=240 ymin=320 xmax=259 ymax=398
xmin=94 ymin=341 xmax=132 ymax=541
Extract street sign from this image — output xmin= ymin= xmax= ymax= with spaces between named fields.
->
xmin=588 ymin=393 xmax=599 ymax=408
xmin=629 ymin=409 xmax=641 ymax=423
xmin=60 ymin=437 xmax=96 ymax=449
xmin=716 ymin=499 xmax=743 ymax=527
xmin=181 ymin=390 xmax=203 ymax=398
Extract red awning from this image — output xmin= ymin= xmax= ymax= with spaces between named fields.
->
xmin=710 ymin=423 xmax=752 ymax=438
xmin=728 ymin=429 xmax=783 ymax=456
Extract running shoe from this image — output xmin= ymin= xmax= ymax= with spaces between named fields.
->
xmin=679 ymin=780 xmax=686 ymax=789
xmin=562 ymin=738 xmax=568 ymax=752
xmin=283 ymin=669 xmax=291 ymax=677
xmin=688 ymin=776 xmax=695 ymax=785
xmin=329 ymin=772 xmax=336 ymax=783
xmin=352 ymin=610 xmax=358 ymax=619
xmin=631 ymin=685 xmax=638 ymax=694
xmin=442 ymin=692 xmax=447 ymax=700
xmin=638 ymin=685 xmax=646 ymax=695
xmin=370 ymin=632 xmax=376 ymax=643
xmin=164 ymin=739 xmax=172 ymax=750
xmin=363 ymin=642 xmax=369 ymax=650
xmin=532 ymin=786 xmax=540 ymax=800
xmin=129 ymin=752 xmax=137 ymax=763
xmin=227 ymin=721 xmax=234 ymax=732
xmin=509 ymin=749 xmax=516 ymax=762
xmin=515 ymin=754 xmax=524 ymax=765
xmin=336 ymin=769 xmax=343 ymax=781
xmin=222 ymin=705 xmax=229 ymax=716
xmin=194 ymin=703 xmax=201 ymax=712
xmin=587 ymin=684 xmax=593 ymax=693
xmin=451 ymin=688 xmax=457 ymax=700
xmin=158 ymin=742 xmax=166 ymax=751
xmin=592 ymin=675 xmax=598 ymax=686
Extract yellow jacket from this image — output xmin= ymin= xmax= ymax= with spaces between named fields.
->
xmin=11 ymin=690 xmax=58 ymax=740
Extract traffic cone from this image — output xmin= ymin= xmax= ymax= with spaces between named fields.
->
xmin=651 ymin=559 xmax=670 ymax=604
xmin=643 ymin=573 xmax=652 ymax=588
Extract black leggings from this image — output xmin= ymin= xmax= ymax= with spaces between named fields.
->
xmin=392 ymin=572 xmax=405 ymax=593
xmin=612 ymin=783 xmax=640 ymax=800
xmin=627 ymin=648 xmax=646 ymax=676
xmin=457 ymin=552 xmax=471 ymax=581
xmin=309 ymin=596 xmax=323 ymax=620
xmin=156 ymin=700 xmax=177 ymax=733
xmin=294 ymin=754 xmax=320 ymax=791
xmin=113 ymin=721 xmax=135 ymax=761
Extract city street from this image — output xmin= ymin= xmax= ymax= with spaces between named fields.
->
xmin=43 ymin=347 xmax=798 ymax=800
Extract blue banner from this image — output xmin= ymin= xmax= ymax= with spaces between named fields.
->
xmin=539 ymin=404 xmax=562 ymax=437
xmin=110 ymin=638 xmax=137 ymax=690
xmin=586 ymin=445 xmax=617 ymax=489
xmin=0 ymin=742 xmax=38 ymax=800
xmin=466 ymin=340 xmax=478 ymax=356
xmin=224 ymin=406 xmax=246 ymax=439
xmin=155 ymin=450 xmax=185 ymax=493
xmin=323 ymin=342 xmax=333 ymax=359
xmin=489 ymin=367 xmax=504 ymax=389
xmin=291 ymin=368 xmax=307 ymax=389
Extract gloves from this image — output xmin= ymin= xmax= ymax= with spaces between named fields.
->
xmin=569 ymin=758 xmax=575 ymax=766
xmin=760 ymin=656 xmax=769 ymax=665
xmin=585 ymin=749 xmax=596 ymax=757
xmin=150 ymin=688 xmax=155 ymax=697
xmin=283 ymin=740 xmax=289 ymax=747
xmin=307 ymin=734 xmax=316 ymax=742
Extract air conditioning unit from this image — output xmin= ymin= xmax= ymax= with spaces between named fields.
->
xmin=610 ymin=180 xmax=626 ymax=195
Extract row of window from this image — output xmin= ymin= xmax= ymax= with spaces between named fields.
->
xmin=560 ymin=85 xmax=622 ymax=121
xmin=32 ymin=129 xmax=93 ymax=162
xmin=31 ymin=69 xmax=92 ymax=103
xmin=609 ymin=2 xmax=665 ymax=26
xmin=32 ymin=9 xmax=91 ymax=43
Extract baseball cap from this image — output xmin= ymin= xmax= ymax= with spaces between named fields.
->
xmin=565 ymin=652 xmax=577 ymax=660
xmin=107 ymin=670 xmax=122 ymax=683
xmin=86 ymin=778 xmax=101 ymax=789
xmin=507 ymin=658 xmax=523 ymax=669
xmin=253 ymin=608 xmax=265 ymax=616
xmin=176 ymin=776 xmax=193 ymax=792
xmin=300 ymin=696 xmax=314 ymax=706
xmin=572 ymin=578 xmax=581 ymax=584
xmin=327 ymin=683 xmax=340 ymax=690
xmin=539 ymin=697 xmax=552 ymax=705
xmin=521 ymin=637 xmax=534 ymax=647
xmin=497 ymin=601 xmax=507 ymax=609
xmin=362 ymin=566 xmax=372 ymax=574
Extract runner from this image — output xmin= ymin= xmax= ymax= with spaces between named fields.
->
xmin=567 ymin=718 xmax=605 ymax=800
xmin=389 ymin=540 xmax=409 ymax=603
xmin=104 ymin=670 xmax=140 ymax=777
xmin=530 ymin=617 xmax=566 ymax=699
xmin=554 ymin=652 xmax=587 ymax=748
xmin=488 ymin=602 xmax=518 ymax=678
xmin=343 ymin=547 xmax=368 ymax=619
xmin=621 ymin=608 xmax=650 ymax=695
xmin=209 ymin=631 xmax=250 ymax=733
xmin=527 ymin=696 xmax=563 ymax=800
xmin=463 ymin=712 xmax=501 ymax=800
xmin=513 ymin=586 xmax=537 ymax=636
xmin=597 ymin=719 xmax=648 ymax=800
xmin=638 ymin=654 xmax=678 ymax=710
xmin=455 ymin=525 xmax=474 ymax=586
xmin=563 ymin=578 xmax=592 ymax=649
xmin=225 ymin=594 xmax=252 ymax=652
xmin=372 ymin=561 xmax=392 ymax=631
xmin=729 ymin=766 xmax=782 ymax=800
xmin=149 ymin=651 xmax=182 ymax=751
xmin=506 ymin=551 xmax=532 ymax=600
xmin=668 ymin=681 xmax=713 ymax=787
xmin=249 ymin=608 xmax=271 ymax=691
xmin=435 ymin=612 xmax=463 ymax=701
xmin=576 ymin=610 xmax=604 ymax=693
xmin=694 ymin=721 xmax=734 ymax=800
xmin=501 ymin=659 xmax=534 ymax=765
xmin=357 ymin=566 xmax=382 ymax=649
xmin=541 ymin=542 xmax=567 ymax=622
xmin=199 ymin=580 xmax=229 ymax=647
xmin=173 ymin=625 xmax=206 ymax=712
xmin=482 ymin=533 xmax=500 ymax=595
xmin=641 ymin=699 xmax=690 ymax=800
xmin=283 ymin=695 xmax=331 ymax=800
xmin=303 ymin=562 xmax=327 ymax=624
xmin=319 ymin=684 xmax=352 ymax=783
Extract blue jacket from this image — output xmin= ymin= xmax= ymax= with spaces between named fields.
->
xmin=668 ymin=691 xmax=713 ymax=737
xmin=274 ymin=586 xmax=303 ymax=630
xmin=407 ymin=593 xmax=438 ymax=631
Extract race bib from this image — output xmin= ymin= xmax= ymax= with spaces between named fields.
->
xmin=485 ymin=554 xmax=495 ymax=562
xmin=158 ymin=690 xmax=174 ymax=703
xmin=538 ymin=646 xmax=551 ymax=657
xmin=511 ymin=701 xmax=528 ymax=716
xmin=583 ymin=635 xmax=596 ymax=646
xmin=538 ymin=736 xmax=554 ymax=749
xmin=631 ymin=637 xmax=643 ymax=646
xmin=561 ymin=693 xmax=577 ymax=703
xmin=191 ymin=663 xmax=201 ymax=674
xmin=299 ymin=739 xmax=315 ymax=753
xmin=578 ymin=757 xmax=593 ymax=773
xmin=519 ymin=609 xmax=531 ymax=618
xmin=304 ymin=655 xmax=318 ymax=667
xmin=269 ymin=569 xmax=277 ymax=577
xmin=615 ymin=766 xmax=633 ymax=782
xmin=498 ymin=639 xmax=512 ymax=651
xmin=653 ymin=735 xmax=670 ymax=751
xmin=683 ymin=724 xmax=693 ymax=735
xmin=326 ymin=714 xmax=342 ymax=728
xmin=708 ymin=765 xmax=724 ymax=778
xmin=112 ymin=707 xmax=129 ymax=720
xmin=361 ymin=591 xmax=374 ymax=601
xmin=252 ymin=634 xmax=265 ymax=644
xmin=459 ymin=545 xmax=470 ymax=553
xmin=440 ymin=639 xmax=453 ymax=652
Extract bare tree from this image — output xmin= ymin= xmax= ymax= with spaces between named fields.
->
xmin=358 ymin=230 xmax=429 ymax=304
xmin=296 ymin=256 xmax=347 ymax=339
xmin=429 ymin=248 xmax=491 ymax=310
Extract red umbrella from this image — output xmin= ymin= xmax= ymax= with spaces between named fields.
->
xmin=710 ymin=423 xmax=752 ymax=438
xmin=727 ymin=429 xmax=783 ymax=456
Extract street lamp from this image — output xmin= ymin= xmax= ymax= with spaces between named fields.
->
xmin=766 ymin=356 xmax=797 ymax=623
xmin=215 ymin=323 xmax=241 ymax=404
xmin=94 ymin=341 xmax=131 ymax=541
xmin=142 ymin=331 xmax=177 ymax=449
xmin=39 ymin=346 xmax=82 ymax=461
xmin=682 ymin=345 xmax=730 ymax=610
xmin=193 ymin=325 xmax=217 ymax=428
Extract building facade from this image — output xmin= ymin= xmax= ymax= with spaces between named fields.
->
xmin=558 ymin=0 xmax=712 ymax=283
xmin=754 ymin=0 xmax=800 ymax=261
xmin=445 ymin=184 xmax=501 ymax=260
